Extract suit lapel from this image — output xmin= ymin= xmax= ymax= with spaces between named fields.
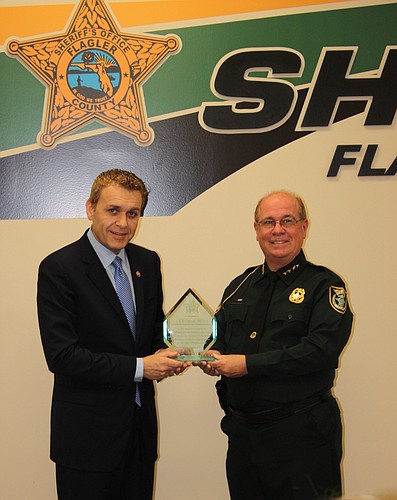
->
xmin=79 ymin=234 xmax=132 ymax=334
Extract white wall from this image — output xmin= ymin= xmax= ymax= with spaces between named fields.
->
xmin=1 ymin=114 xmax=396 ymax=499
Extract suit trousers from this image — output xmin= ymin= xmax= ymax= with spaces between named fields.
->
xmin=221 ymin=396 xmax=343 ymax=500
xmin=56 ymin=406 xmax=155 ymax=500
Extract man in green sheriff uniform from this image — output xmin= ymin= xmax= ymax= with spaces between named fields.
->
xmin=198 ymin=191 xmax=353 ymax=500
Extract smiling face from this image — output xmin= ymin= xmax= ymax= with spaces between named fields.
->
xmin=254 ymin=192 xmax=308 ymax=271
xmin=86 ymin=183 xmax=143 ymax=253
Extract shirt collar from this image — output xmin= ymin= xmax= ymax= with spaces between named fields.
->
xmin=276 ymin=250 xmax=307 ymax=284
xmin=87 ymin=227 xmax=127 ymax=269
xmin=259 ymin=250 xmax=307 ymax=285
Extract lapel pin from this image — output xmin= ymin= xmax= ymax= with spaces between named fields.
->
xmin=136 ymin=271 xmax=141 ymax=278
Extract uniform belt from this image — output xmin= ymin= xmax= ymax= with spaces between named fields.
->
xmin=229 ymin=390 xmax=332 ymax=426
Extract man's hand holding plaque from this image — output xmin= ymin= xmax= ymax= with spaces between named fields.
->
xmin=163 ymin=289 xmax=218 ymax=362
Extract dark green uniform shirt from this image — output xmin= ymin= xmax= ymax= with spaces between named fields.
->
xmin=213 ymin=250 xmax=353 ymax=411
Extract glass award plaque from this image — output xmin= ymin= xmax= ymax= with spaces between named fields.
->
xmin=163 ymin=288 xmax=217 ymax=361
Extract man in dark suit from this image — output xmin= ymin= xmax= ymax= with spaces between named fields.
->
xmin=37 ymin=169 xmax=188 ymax=500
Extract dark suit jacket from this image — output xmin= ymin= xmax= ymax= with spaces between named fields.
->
xmin=37 ymin=231 xmax=166 ymax=472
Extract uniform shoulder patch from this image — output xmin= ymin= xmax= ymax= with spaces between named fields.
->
xmin=329 ymin=286 xmax=347 ymax=314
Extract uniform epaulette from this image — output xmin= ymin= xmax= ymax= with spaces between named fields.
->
xmin=307 ymin=262 xmax=345 ymax=283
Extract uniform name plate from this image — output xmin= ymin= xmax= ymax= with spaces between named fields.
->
xmin=163 ymin=288 xmax=217 ymax=362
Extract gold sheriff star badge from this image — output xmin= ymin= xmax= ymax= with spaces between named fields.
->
xmin=7 ymin=0 xmax=180 ymax=147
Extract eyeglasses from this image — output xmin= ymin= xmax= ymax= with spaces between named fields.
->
xmin=256 ymin=217 xmax=303 ymax=229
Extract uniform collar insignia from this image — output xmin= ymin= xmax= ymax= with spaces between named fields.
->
xmin=283 ymin=263 xmax=300 ymax=276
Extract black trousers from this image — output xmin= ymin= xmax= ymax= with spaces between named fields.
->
xmin=56 ymin=407 xmax=156 ymax=500
xmin=221 ymin=396 xmax=343 ymax=500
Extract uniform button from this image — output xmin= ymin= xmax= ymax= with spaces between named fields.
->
xmin=250 ymin=331 xmax=257 ymax=339
xmin=288 ymin=314 xmax=293 ymax=320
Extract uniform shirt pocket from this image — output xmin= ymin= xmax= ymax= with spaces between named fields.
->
xmin=223 ymin=303 xmax=248 ymax=323
xmin=270 ymin=305 xmax=311 ymax=325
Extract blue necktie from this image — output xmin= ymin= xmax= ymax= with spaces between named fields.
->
xmin=112 ymin=256 xmax=136 ymax=336
xmin=112 ymin=256 xmax=141 ymax=406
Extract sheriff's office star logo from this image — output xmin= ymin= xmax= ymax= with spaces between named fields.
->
xmin=6 ymin=0 xmax=180 ymax=148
